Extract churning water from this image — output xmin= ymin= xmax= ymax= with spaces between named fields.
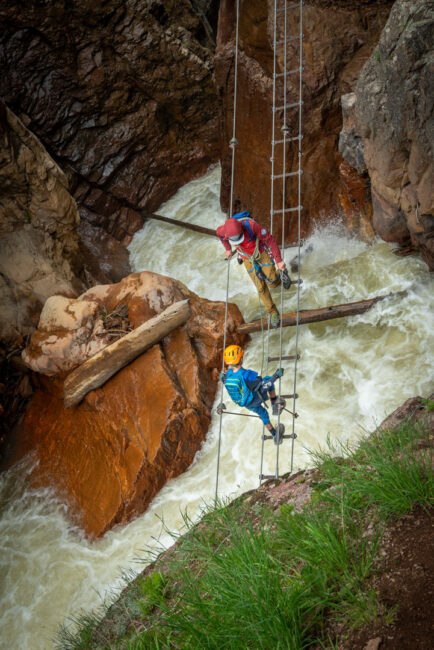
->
xmin=1 ymin=166 xmax=433 ymax=649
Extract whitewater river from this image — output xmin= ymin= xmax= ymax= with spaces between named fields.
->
xmin=1 ymin=166 xmax=433 ymax=649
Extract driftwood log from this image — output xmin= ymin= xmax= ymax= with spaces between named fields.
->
xmin=143 ymin=211 xmax=216 ymax=236
xmin=64 ymin=299 xmax=191 ymax=408
xmin=236 ymin=292 xmax=404 ymax=335
xmin=144 ymin=211 xmax=301 ymax=249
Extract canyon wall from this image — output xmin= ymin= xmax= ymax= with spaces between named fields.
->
xmin=215 ymin=0 xmax=393 ymax=242
xmin=0 ymin=101 xmax=84 ymax=343
xmin=0 ymin=0 xmax=220 ymax=244
xmin=354 ymin=0 xmax=434 ymax=269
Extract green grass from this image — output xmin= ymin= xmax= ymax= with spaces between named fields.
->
xmin=58 ymin=418 xmax=433 ymax=649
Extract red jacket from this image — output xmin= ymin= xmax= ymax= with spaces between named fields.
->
xmin=216 ymin=219 xmax=283 ymax=264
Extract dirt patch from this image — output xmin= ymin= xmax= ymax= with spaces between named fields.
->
xmin=342 ymin=505 xmax=434 ymax=649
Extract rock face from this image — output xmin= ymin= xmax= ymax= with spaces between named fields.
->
xmin=0 ymin=0 xmax=220 ymax=244
xmin=215 ymin=0 xmax=393 ymax=242
xmin=11 ymin=272 xmax=245 ymax=538
xmin=354 ymin=0 xmax=434 ymax=269
xmin=337 ymin=93 xmax=374 ymax=240
xmin=0 ymin=101 xmax=84 ymax=342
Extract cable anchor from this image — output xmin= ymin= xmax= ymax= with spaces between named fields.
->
xmin=229 ymin=138 xmax=238 ymax=149
xmin=216 ymin=402 xmax=227 ymax=415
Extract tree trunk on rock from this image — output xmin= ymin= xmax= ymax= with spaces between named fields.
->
xmin=64 ymin=299 xmax=191 ymax=408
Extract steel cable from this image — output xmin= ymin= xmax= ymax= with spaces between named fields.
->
xmin=215 ymin=0 xmax=240 ymax=501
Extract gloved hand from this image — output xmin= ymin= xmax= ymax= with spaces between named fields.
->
xmin=219 ymin=371 xmax=227 ymax=383
xmin=274 ymin=367 xmax=284 ymax=378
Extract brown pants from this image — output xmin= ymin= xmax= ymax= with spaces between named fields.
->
xmin=243 ymin=250 xmax=281 ymax=315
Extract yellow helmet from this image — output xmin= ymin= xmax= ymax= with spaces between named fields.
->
xmin=224 ymin=344 xmax=244 ymax=365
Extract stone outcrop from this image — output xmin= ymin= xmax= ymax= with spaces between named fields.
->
xmin=0 ymin=0 xmax=220 ymax=244
xmin=337 ymin=92 xmax=374 ymax=240
xmin=0 ymin=101 xmax=84 ymax=343
xmin=215 ymin=0 xmax=393 ymax=242
xmin=10 ymin=272 xmax=245 ymax=538
xmin=354 ymin=0 xmax=434 ymax=269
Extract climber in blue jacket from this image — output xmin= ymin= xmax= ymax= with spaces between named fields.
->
xmin=219 ymin=344 xmax=285 ymax=445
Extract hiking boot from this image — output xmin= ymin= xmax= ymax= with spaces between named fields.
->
xmin=272 ymin=397 xmax=286 ymax=416
xmin=272 ymin=423 xmax=285 ymax=445
xmin=270 ymin=312 xmax=280 ymax=329
xmin=280 ymin=268 xmax=292 ymax=290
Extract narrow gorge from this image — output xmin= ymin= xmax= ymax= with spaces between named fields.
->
xmin=0 ymin=1 xmax=432 ymax=648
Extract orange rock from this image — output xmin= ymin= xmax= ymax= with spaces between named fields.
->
xmin=9 ymin=272 xmax=246 ymax=538
xmin=338 ymin=159 xmax=375 ymax=242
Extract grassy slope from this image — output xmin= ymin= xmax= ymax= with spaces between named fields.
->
xmin=58 ymin=400 xmax=434 ymax=649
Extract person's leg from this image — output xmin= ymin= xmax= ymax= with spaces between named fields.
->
xmin=256 ymin=251 xmax=280 ymax=288
xmin=246 ymin=400 xmax=271 ymax=427
xmin=243 ymin=257 xmax=278 ymax=315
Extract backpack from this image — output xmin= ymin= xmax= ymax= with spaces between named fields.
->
xmin=231 ymin=212 xmax=266 ymax=257
xmin=224 ymin=368 xmax=254 ymax=407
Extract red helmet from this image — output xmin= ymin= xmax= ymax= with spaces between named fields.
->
xmin=225 ymin=218 xmax=244 ymax=245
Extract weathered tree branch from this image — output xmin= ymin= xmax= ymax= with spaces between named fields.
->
xmin=236 ymin=292 xmax=405 ymax=335
xmin=64 ymin=299 xmax=191 ymax=408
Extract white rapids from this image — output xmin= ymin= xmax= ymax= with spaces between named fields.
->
xmin=1 ymin=165 xmax=433 ymax=649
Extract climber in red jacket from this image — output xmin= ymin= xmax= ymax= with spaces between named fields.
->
xmin=216 ymin=211 xmax=292 ymax=328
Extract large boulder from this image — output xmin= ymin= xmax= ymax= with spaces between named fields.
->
xmin=215 ymin=0 xmax=393 ymax=242
xmin=9 ymin=272 xmax=246 ymax=538
xmin=0 ymin=102 xmax=84 ymax=342
xmin=0 ymin=0 xmax=220 ymax=243
xmin=355 ymin=0 xmax=434 ymax=269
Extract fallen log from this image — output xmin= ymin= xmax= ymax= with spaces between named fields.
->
xmin=236 ymin=292 xmax=404 ymax=335
xmin=144 ymin=211 xmax=301 ymax=248
xmin=143 ymin=211 xmax=217 ymax=237
xmin=64 ymin=299 xmax=190 ymax=408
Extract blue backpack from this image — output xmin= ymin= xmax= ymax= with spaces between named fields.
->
xmin=231 ymin=211 xmax=267 ymax=258
xmin=224 ymin=368 xmax=254 ymax=407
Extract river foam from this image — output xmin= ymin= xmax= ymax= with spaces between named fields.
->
xmin=1 ymin=166 xmax=433 ymax=648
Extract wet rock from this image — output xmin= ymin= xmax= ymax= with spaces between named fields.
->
xmin=10 ymin=271 xmax=246 ymax=538
xmin=216 ymin=0 xmax=393 ymax=242
xmin=0 ymin=0 xmax=220 ymax=240
xmin=339 ymin=93 xmax=366 ymax=176
xmin=78 ymin=221 xmax=131 ymax=285
xmin=338 ymin=159 xmax=375 ymax=241
xmin=0 ymin=101 xmax=84 ymax=342
xmin=355 ymin=0 xmax=434 ymax=269
xmin=378 ymin=396 xmax=424 ymax=431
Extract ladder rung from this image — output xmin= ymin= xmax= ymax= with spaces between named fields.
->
xmin=267 ymin=354 xmax=300 ymax=362
xmin=272 ymin=170 xmax=303 ymax=179
xmin=281 ymin=393 xmax=299 ymax=399
xmin=282 ymin=241 xmax=304 ymax=249
xmin=273 ymin=135 xmax=303 ymax=144
xmin=260 ymin=474 xmax=280 ymax=480
xmin=274 ymin=67 xmax=303 ymax=78
xmin=276 ymin=2 xmax=303 ymax=15
xmin=276 ymin=35 xmax=302 ymax=46
xmin=221 ymin=410 xmax=260 ymax=419
xmin=273 ymin=206 xmax=303 ymax=214
xmin=262 ymin=434 xmax=298 ymax=441
xmin=273 ymin=101 xmax=303 ymax=112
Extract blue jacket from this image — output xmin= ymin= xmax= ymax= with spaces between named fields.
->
xmin=224 ymin=367 xmax=259 ymax=407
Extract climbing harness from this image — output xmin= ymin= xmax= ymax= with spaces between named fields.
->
xmin=215 ymin=0 xmax=304 ymax=498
